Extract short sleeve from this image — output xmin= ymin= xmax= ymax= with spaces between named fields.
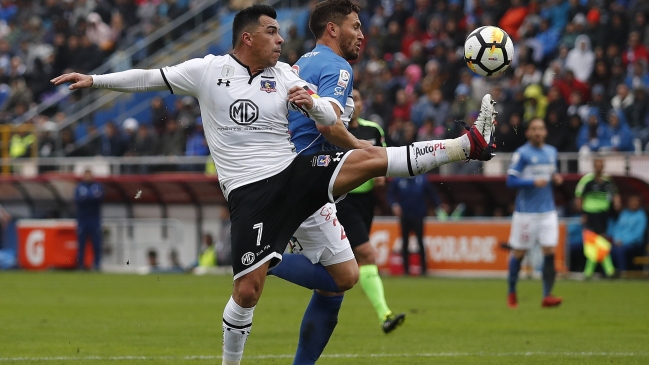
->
xmin=507 ymin=152 xmax=525 ymax=176
xmin=160 ymin=55 xmax=214 ymax=97
xmin=278 ymin=62 xmax=307 ymax=91
xmin=316 ymin=62 xmax=353 ymax=113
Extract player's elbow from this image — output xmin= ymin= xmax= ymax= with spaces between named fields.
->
xmin=316 ymin=123 xmax=333 ymax=134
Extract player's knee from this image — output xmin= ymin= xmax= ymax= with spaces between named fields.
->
xmin=233 ymin=279 xmax=264 ymax=307
xmin=334 ymin=265 xmax=359 ymax=292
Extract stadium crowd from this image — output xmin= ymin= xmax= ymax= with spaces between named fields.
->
xmin=3 ymin=0 xmax=649 ymax=161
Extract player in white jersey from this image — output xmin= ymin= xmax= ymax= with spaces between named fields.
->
xmin=52 ymin=4 xmax=499 ymax=364
xmin=506 ymin=118 xmax=563 ymax=309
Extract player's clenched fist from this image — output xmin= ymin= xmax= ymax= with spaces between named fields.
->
xmin=51 ymin=73 xmax=94 ymax=90
xmin=288 ymin=86 xmax=314 ymax=110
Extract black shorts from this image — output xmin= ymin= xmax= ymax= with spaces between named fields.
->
xmin=584 ymin=212 xmax=610 ymax=235
xmin=336 ymin=191 xmax=375 ymax=248
xmin=227 ymin=150 xmax=351 ymax=279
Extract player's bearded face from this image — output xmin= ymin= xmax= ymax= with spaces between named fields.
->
xmin=339 ymin=14 xmax=363 ymax=61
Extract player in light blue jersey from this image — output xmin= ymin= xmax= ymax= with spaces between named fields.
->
xmin=288 ymin=44 xmax=356 ymax=154
xmin=506 ymin=118 xmax=564 ymax=309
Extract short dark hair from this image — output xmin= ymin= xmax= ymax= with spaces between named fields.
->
xmin=232 ymin=4 xmax=277 ymax=48
xmin=309 ymin=0 xmax=361 ymax=39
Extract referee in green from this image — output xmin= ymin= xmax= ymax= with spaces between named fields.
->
xmin=336 ymin=89 xmax=406 ymax=333
xmin=575 ymin=158 xmax=622 ymax=278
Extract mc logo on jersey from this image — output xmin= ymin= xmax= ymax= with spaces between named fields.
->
xmin=260 ymin=80 xmax=277 ymax=93
xmin=229 ymin=99 xmax=259 ymax=125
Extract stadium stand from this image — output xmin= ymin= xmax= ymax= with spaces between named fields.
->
xmin=2 ymin=0 xmax=649 ymax=159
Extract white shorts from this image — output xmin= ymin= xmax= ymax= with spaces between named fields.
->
xmin=508 ymin=211 xmax=559 ymax=250
xmin=291 ymin=202 xmax=355 ymax=266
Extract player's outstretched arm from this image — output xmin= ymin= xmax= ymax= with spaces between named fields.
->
xmin=51 ymin=69 xmax=169 ymax=93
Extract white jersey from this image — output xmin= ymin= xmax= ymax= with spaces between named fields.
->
xmin=160 ymin=54 xmax=306 ymax=199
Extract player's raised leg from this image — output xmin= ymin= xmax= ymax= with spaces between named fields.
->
xmin=331 ymin=93 xmax=498 ymax=197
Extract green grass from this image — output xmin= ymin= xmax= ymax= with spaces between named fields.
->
xmin=0 ymin=272 xmax=648 ymax=364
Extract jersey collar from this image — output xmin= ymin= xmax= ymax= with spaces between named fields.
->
xmin=229 ymin=54 xmax=264 ymax=84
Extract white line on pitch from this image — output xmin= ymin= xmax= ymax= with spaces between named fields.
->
xmin=0 ymin=352 xmax=647 ymax=362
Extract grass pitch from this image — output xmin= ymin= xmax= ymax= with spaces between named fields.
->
xmin=1 ymin=272 xmax=648 ymax=364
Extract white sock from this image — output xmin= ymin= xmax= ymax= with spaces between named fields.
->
xmin=386 ymin=135 xmax=470 ymax=177
xmin=222 ymin=296 xmax=255 ymax=365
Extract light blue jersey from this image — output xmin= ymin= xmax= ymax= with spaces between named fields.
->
xmin=507 ymin=143 xmax=557 ymax=213
xmin=288 ymin=44 xmax=354 ymax=155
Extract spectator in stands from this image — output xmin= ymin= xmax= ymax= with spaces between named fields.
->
xmin=9 ymin=128 xmax=35 ymax=159
xmin=611 ymin=83 xmax=635 ymax=112
xmin=608 ymin=12 xmax=629 ymax=51
xmin=554 ymin=70 xmax=590 ymax=103
xmin=567 ymin=89 xmax=589 ymax=122
xmin=185 ymin=117 xmax=209 ymax=171
xmin=143 ymin=248 xmax=160 ymax=273
xmin=99 ymin=121 xmax=124 ymax=157
xmin=523 ymin=84 xmax=547 ymax=123
xmin=605 ymin=109 xmax=634 ymax=152
xmin=77 ymin=34 xmax=103 ymax=72
xmin=168 ymin=249 xmax=184 ymax=273
xmin=159 ymin=118 xmax=184 ymax=156
xmin=150 ymin=96 xmax=170 ymax=136
xmin=577 ymin=108 xmax=611 ymax=152
xmin=610 ymin=195 xmax=648 ymax=272
xmin=626 ymin=88 xmax=649 ymax=149
xmin=364 ymin=90 xmax=391 ymax=126
xmin=519 ymin=63 xmax=542 ymax=88
xmin=622 ymin=31 xmax=649 ymax=68
xmin=588 ymin=84 xmax=611 ymax=122
xmin=280 ymin=25 xmax=304 ymax=63
xmin=450 ymin=83 xmax=478 ymax=126
xmin=86 ymin=12 xmax=112 ymax=52
xmin=410 ymin=88 xmax=448 ymax=128
xmin=124 ymin=123 xmax=156 ymax=174
xmin=391 ymin=89 xmax=411 ymax=124
xmin=197 ymin=233 xmax=217 ymax=269
xmin=498 ymin=0 xmax=528 ymax=41
xmin=173 ymin=96 xmax=199 ymax=129
xmin=388 ymin=175 xmax=440 ymax=276
xmin=122 ymin=117 xmax=138 ymax=150
xmin=0 ymin=78 xmax=32 ymax=113
xmin=625 ymin=60 xmax=649 ymax=90
xmin=565 ymin=34 xmax=595 ymax=83
xmin=383 ymin=21 xmax=402 ymax=56
xmin=545 ymin=110 xmax=570 ymax=152
xmin=496 ymin=113 xmax=526 ymax=153
xmin=75 ymin=169 xmax=104 ymax=271
xmin=589 ymin=61 xmax=611 ymax=95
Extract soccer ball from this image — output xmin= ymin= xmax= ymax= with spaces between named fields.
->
xmin=464 ymin=26 xmax=514 ymax=77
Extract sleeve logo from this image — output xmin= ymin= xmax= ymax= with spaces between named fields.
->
xmin=291 ymin=65 xmax=300 ymax=76
xmin=337 ymin=70 xmax=350 ymax=88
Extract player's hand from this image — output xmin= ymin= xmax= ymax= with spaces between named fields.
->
xmin=392 ymin=204 xmax=402 ymax=217
xmin=51 ymin=73 xmax=93 ymax=90
xmin=533 ymin=179 xmax=548 ymax=188
xmin=288 ymin=86 xmax=314 ymax=110
xmin=552 ymin=174 xmax=563 ymax=186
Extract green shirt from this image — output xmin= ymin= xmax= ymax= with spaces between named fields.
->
xmin=348 ymin=119 xmax=386 ymax=193
xmin=575 ymin=173 xmax=618 ymax=213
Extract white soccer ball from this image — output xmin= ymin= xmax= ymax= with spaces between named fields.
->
xmin=464 ymin=26 xmax=514 ymax=77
